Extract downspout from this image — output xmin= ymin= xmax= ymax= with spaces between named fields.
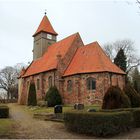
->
xmin=110 ymin=72 xmax=112 ymax=86
xmin=54 ymin=70 xmax=55 ymax=86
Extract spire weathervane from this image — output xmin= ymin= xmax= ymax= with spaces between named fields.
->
xmin=44 ymin=9 xmax=47 ymax=15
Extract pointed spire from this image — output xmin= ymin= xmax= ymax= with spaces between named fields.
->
xmin=33 ymin=13 xmax=58 ymax=37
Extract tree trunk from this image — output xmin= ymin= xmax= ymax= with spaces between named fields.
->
xmin=7 ymin=91 xmax=10 ymax=99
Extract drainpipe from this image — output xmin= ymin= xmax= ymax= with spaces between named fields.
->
xmin=109 ymin=73 xmax=112 ymax=86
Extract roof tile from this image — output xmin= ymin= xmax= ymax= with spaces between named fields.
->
xmin=63 ymin=42 xmax=126 ymax=76
xmin=23 ymin=33 xmax=78 ymax=77
xmin=33 ymin=15 xmax=58 ymax=36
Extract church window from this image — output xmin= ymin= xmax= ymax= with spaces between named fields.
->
xmin=48 ymin=76 xmax=52 ymax=87
xmin=87 ymin=77 xmax=96 ymax=90
xmin=37 ymin=79 xmax=40 ymax=90
xmin=67 ymin=80 xmax=72 ymax=92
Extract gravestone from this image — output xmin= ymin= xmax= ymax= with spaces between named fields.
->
xmin=87 ymin=108 xmax=96 ymax=112
xmin=74 ymin=103 xmax=84 ymax=110
xmin=54 ymin=105 xmax=63 ymax=113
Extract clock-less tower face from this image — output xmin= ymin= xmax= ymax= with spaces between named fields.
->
xmin=33 ymin=32 xmax=57 ymax=60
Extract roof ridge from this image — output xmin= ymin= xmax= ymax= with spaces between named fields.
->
xmin=95 ymin=43 xmax=106 ymax=72
xmin=84 ymin=41 xmax=98 ymax=46
xmin=43 ymin=32 xmax=79 ymax=57
xmin=62 ymin=33 xmax=82 ymax=75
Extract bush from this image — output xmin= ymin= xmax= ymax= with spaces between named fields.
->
xmin=45 ymin=86 xmax=62 ymax=107
xmin=131 ymin=108 xmax=140 ymax=127
xmin=100 ymin=108 xmax=134 ymax=112
xmin=27 ymin=82 xmax=37 ymax=106
xmin=124 ymin=84 xmax=140 ymax=107
xmin=0 ymin=105 xmax=9 ymax=118
xmin=121 ymin=93 xmax=131 ymax=108
xmin=100 ymin=107 xmax=140 ymax=128
xmin=102 ymin=86 xmax=131 ymax=109
xmin=64 ymin=111 xmax=133 ymax=137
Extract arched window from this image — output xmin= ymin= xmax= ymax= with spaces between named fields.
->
xmin=37 ymin=79 xmax=40 ymax=90
xmin=48 ymin=76 xmax=52 ymax=87
xmin=67 ymin=80 xmax=72 ymax=92
xmin=87 ymin=77 xmax=96 ymax=90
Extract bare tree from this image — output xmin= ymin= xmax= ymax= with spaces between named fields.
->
xmin=103 ymin=43 xmax=114 ymax=60
xmin=0 ymin=66 xmax=18 ymax=99
xmin=103 ymin=39 xmax=140 ymax=74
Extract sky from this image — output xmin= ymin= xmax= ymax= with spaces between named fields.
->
xmin=0 ymin=0 xmax=140 ymax=68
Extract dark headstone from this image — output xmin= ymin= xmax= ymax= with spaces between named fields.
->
xmin=74 ymin=103 xmax=84 ymax=110
xmin=54 ymin=105 xmax=63 ymax=113
xmin=87 ymin=109 xmax=96 ymax=112
xmin=74 ymin=104 xmax=77 ymax=109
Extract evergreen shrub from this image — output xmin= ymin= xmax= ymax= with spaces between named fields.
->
xmin=124 ymin=84 xmax=140 ymax=107
xmin=102 ymin=86 xmax=131 ymax=109
xmin=45 ymin=86 xmax=62 ymax=107
xmin=27 ymin=82 xmax=37 ymax=106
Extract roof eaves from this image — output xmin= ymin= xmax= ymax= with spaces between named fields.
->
xmin=63 ymin=70 xmax=126 ymax=77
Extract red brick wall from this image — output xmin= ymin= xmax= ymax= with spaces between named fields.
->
xmin=19 ymin=71 xmax=125 ymax=105
xmin=62 ymin=72 xmax=125 ymax=105
xmin=19 ymin=70 xmax=58 ymax=104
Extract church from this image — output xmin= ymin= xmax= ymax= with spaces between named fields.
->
xmin=18 ymin=14 xmax=126 ymax=105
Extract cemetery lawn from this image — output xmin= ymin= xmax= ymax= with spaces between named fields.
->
xmin=0 ymin=119 xmax=16 ymax=138
xmin=20 ymin=104 xmax=100 ymax=115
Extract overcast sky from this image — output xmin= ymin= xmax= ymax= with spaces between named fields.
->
xmin=0 ymin=0 xmax=140 ymax=68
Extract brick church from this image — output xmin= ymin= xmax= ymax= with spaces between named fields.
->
xmin=18 ymin=14 xmax=126 ymax=105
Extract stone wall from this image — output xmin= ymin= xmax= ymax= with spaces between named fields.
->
xmin=62 ymin=72 xmax=125 ymax=105
xmin=18 ymin=71 xmax=125 ymax=105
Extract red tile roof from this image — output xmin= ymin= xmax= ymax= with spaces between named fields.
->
xmin=63 ymin=42 xmax=126 ymax=76
xmin=18 ymin=67 xmax=26 ymax=78
xmin=23 ymin=33 xmax=79 ymax=77
xmin=33 ymin=15 xmax=58 ymax=37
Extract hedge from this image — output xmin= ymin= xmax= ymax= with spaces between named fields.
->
xmin=100 ymin=108 xmax=134 ymax=112
xmin=0 ymin=105 xmax=9 ymax=118
xmin=100 ymin=108 xmax=140 ymax=128
xmin=131 ymin=108 xmax=140 ymax=127
xmin=64 ymin=111 xmax=133 ymax=137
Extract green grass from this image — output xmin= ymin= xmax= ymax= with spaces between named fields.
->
xmin=0 ymin=119 xmax=16 ymax=138
xmin=19 ymin=104 xmax=101 ymax=115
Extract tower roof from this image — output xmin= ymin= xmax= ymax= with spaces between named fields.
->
xmin=33 ymin=15 xmax=58 ymax=37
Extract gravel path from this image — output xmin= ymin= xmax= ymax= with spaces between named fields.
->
xmin=8 ymin=103 xmax=93 ymax=139
xmin=8 ymin=103 xmax=140 ymax=139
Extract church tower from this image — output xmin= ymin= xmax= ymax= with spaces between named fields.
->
xmin=33 ymin=13 xmax=58 ymax=60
